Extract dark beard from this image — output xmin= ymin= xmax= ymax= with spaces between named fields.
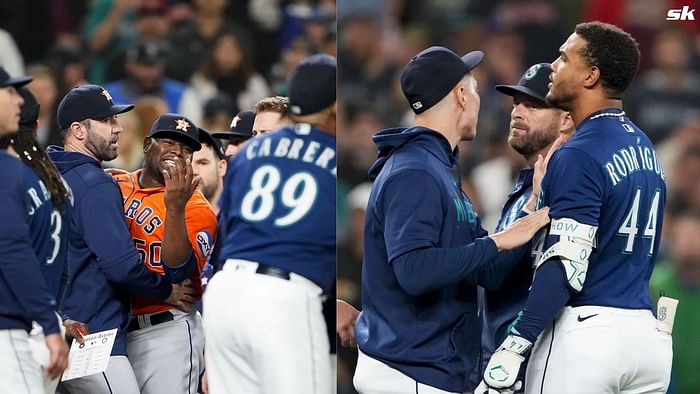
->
xmin=86 ymin=130 xmax=117 ymax=162
xmin=509 ymin=127 xmax=559 ymax=156
xmin=200 ymin=182 xmax=217 ymax=201
xmin=545 ymin=90 xmax=573 ymax=111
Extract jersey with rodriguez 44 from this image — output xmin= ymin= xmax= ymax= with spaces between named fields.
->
xmin=532 ymin=109 xmax=666 ymax=309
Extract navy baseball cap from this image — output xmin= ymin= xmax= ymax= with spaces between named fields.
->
xmin=287 ymin=54 xmax=336 ymax=116
xmin=495 ymin=63 xmax=553 ymax=105
xmin=57 ymin=85 xmax=134 ymax=129
xmin=18 ymin=87 xmax=40 ymax=129
xmin=212 ymin=110 xmax=256 ymax=140
xmin=198 ymin=128 xmax=226 ymax=160
xmin=0 ymin=66 xmax=32 ymax=88
xmin=148 ymin=113 xmax=202 ymax=151
xmin=401 ymin=46 xmax=484 ymax=114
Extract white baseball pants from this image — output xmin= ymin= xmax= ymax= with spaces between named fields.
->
xmin=127 ymin=309 xmax=204 ymax=394
xmin=203 ymin=259 xmax=330 ymax=394
xmin=353 ymin=349 xmax=463 ymax=394
xmin=0 ymin=329 xmax=44 ymax=394
xmin=525 ymin=306 xmax=672 ymax=394
xmin=28 ymin=314 xmax=66 ymax=394
xmin=60 ymin=355 xmax=140 ymax=394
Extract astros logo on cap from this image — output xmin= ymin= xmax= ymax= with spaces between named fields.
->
xmin=101 ymin=89 xmax=113 ymax=103
xmin=175 ymin=118 xmax=190 ymax=131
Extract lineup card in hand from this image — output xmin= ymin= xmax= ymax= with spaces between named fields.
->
xmin=61 ymin=328 xmax=118 ymax=381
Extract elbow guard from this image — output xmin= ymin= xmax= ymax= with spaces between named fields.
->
xmin=535 ymin=218 xmax=597 ymax=292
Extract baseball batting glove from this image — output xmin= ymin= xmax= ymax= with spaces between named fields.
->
xmin=476 ymin=334 xmax=532 ymax=394
xmin=474 ymin=380 xmax=522 ymax=394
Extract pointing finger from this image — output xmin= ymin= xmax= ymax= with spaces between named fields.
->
xmin=184 ymin=158 xmax=193 ymax=183
xmin=171 ymin=158 xmax=183 ymax=183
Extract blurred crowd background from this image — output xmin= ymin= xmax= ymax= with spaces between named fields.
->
xmin=0 ymin=0 xmax=336 ymax=170
xmin=336 ymin=1 xmax=700 ymax=394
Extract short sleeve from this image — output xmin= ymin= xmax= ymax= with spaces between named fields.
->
xmin=543 ymin=148 xmax=606 ymax=226
xmin=186 ymin=197 xmax=218 ymax=273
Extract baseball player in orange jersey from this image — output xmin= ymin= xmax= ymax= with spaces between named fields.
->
xmin=113 ymin=113 xmax=217 ymax=394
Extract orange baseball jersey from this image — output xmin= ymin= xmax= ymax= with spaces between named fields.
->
xmin=114 ymin=169 xmax=217 ymax=316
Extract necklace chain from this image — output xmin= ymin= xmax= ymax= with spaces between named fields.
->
xmin=589 ymin=111 xmax=626 ymax=120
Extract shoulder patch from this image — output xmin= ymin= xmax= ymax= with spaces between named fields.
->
xmin=196 ymin=231 xmax=213 ymax=257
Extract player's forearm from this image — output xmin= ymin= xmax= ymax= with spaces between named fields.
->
xmin=99 ymin=247 xmax=173 ymax=299
xmin=392 ymin=237 xmax=498 ymax=295
xmin=475 ymin=243 xmax=530 ymax=291
xmin=511 ymin=260 xmax=573 ymax=342
xmin=162 ymin=209 xmax=194 ymax=268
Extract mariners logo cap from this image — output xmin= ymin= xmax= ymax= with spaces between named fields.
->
xmin=211 ymin=110 xmax=256 ymax=140
xmin=0 ymin=66 xmax=32 ymax=88
xmin=148 ymin=113 xmax=202 ymax=151
xmin=57 ymin=84 xmax=134 ymax=129
xmin=287 ymin=53 xmax=336 ymax=116
xmin=495 ymin=63 xmax=553 ymax=105
xmin=401 ymin=46 xmax=484 ymax=114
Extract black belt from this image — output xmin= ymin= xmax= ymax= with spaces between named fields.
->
xmin=127 ymin=311 xmax=174 ymax=332
xmin=255 ymin=263 xmax=290 ymax=280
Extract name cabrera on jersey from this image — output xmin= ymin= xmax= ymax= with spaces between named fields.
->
xmin=218 ymin=124 xmax=336 ymax=293
xmin=242 ymin=126 xmax=337 ymax=176
xmin=22 ymin=163 xmax=73 ymax=299
xmin=534 ymin=110 xmax=666 ymax=310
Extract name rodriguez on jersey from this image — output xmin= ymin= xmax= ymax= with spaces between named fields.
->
xmin=603 ymin=144 xmax=666 ymax=186
xmin=244 ymin=135 xmax=337 ymax=178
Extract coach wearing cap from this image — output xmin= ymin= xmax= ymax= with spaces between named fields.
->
xmin=353 ymin=47 xmax=550 ymax=394
xmin=47 ymin=85 xmax=189 ymax=393
xmin=477 ymin=63 xmax=573 ymax=393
